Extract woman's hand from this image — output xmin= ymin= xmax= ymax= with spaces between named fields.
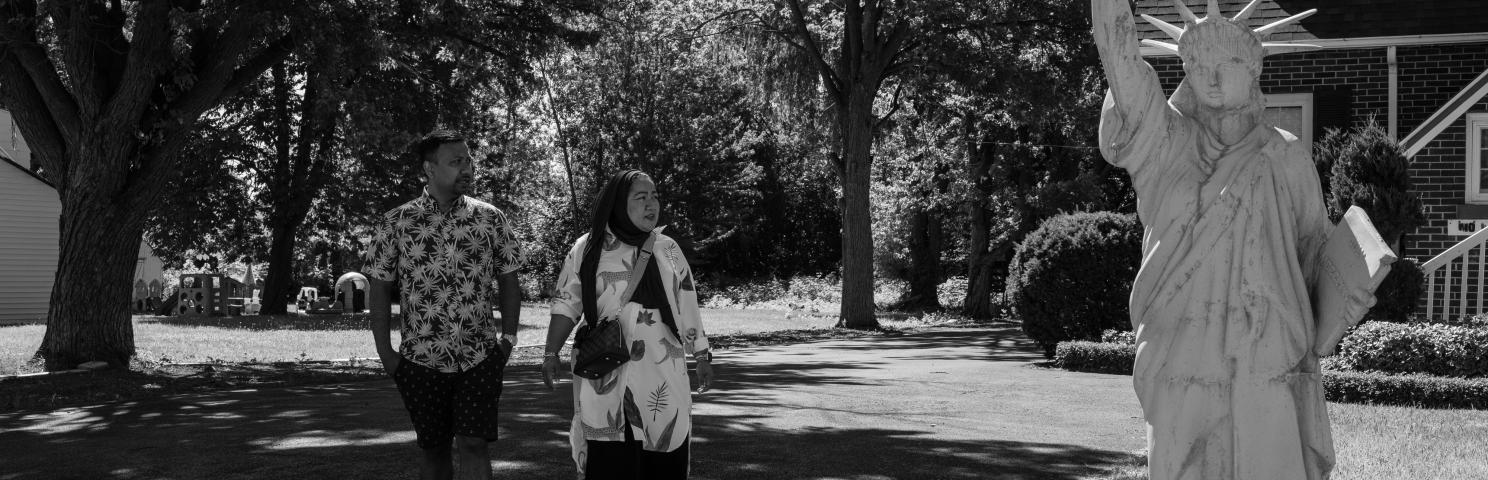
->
xmin=541 ymin=355 xmax=564 ymax=390
xmin=695 ymin=360 xmax=714 ymax=393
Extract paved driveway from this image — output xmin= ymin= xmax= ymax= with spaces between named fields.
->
xmin=0 ymin=325 xmax=1146 ymax=480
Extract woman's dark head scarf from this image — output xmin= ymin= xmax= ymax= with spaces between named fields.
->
xmin=579 ymin=171 xmax=678 ymax=338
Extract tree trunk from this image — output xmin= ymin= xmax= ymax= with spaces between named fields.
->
xmin=258 ymin=218 xmax=301 ymax=315
xmin=900 ymin=207 xmax=944 ymax=311
xmin=962 ymin=119 xmax=998 ymax=319
xmin=838 ymin=87 xmax=878 ymax=329
xmin=38 ymin=188 xmax=146 ymax=370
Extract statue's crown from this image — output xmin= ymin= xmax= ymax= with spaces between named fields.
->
xmin=1140 ymin=0 xmax=1319 ymax=59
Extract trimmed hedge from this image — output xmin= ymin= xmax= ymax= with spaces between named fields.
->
xmin=1052 ymin=341 xmax=1134 ymax=375
xmin=1334 ymin=321 xmax=1488 ymax=378
xmin=1052 ymin=340 xmax=1488 ymax=409
xmin=1323 ymin=370 xmax=1488 ymax=409
xmin=1007 ymin=212 xmax=1142 ymax=357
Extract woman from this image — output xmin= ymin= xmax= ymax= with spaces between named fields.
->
xmin=541 ymin=170 xmax=715 ymax=479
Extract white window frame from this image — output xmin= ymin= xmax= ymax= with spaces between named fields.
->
xmin=1465 ymin=113 xmax=1488 ymax=204
xmin=1264 ymin=93 xmax=1314 ymax=149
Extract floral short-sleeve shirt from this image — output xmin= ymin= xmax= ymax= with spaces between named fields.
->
xmin=363 ymin=189 xmax=524 ymax=373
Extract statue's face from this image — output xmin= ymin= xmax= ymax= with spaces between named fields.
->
xmin=1183 ymin=55 xmax=1257 ymax=110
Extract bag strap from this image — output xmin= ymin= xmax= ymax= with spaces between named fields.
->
xmin=585 ymin=232 xmax=656 ymax=327
xmin=616 ymin=232 xmax=656 ymax=308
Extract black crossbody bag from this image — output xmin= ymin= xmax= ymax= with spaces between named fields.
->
xmin=572 ymin=233 xmax=655 ymax=380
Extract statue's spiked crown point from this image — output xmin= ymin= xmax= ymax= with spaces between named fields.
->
xmin=1143 ymin=0 xmax=1320 ymax=57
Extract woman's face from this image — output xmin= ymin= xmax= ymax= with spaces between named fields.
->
xmin=625 ymin=175 xmax=659 ymax=231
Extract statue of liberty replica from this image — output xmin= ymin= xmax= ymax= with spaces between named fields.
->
xmin=1087 ymin=1 xmax=1378 ymax=478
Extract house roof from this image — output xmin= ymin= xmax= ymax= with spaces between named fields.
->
xmin=1135 ymin=0 xmax=1488 ymax=42
xmin=0 ymin=153 xmax=53 ymax=188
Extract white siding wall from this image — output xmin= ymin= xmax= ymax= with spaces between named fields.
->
xmin=0 ymin=161 xmax=58 ymax=324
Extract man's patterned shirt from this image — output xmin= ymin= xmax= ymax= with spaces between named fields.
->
xmin=363 ymin=190 xmax=524 ymax=373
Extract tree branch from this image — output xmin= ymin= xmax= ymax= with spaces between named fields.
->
xmin=102 ymin=0 xmax=172 ymax=129
xmin=0 ymin=0 xmax=83 ymax=142
xmin=0 ymin=49 xmax=67 ymax=182
xmin=778 ymin=0 xmax=845 ymax=103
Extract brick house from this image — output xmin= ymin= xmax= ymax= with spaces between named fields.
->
xmin=1133 ymin=0 xmax=1488 ymax=319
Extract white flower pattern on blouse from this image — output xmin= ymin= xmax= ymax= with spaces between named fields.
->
xmin=363 ymin=189 xmax=524 ymax=373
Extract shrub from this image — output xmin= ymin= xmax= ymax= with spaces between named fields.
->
xmin=1053 ymin=341 xmax=1134 ymax=374
xmin=1053 ymin=340 xmax=1488 ymax=409
xmin=1101 ymin=329 xmax=1136 ymax=345
xmin=1007 ymin=211 xmax=1142 ymax=357
xmin=1323 ymin=370 xmax=1488 ymax=409
xmin=1361 ymin=258 xmax=1423 ymax=323
xmin=1334 ymin=321 xmax=1488 ymax=377
xmin=1320 ymin=117 xmax=1425 ymax=244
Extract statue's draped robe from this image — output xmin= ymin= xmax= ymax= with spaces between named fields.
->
xmin=1099 ymin=83 xmax=1336 ymax=480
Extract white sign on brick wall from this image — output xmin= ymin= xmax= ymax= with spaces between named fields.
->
xmin=1447 ymin=219 xmax=1487 ymax=235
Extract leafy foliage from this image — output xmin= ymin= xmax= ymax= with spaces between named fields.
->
xmin=1006 ymin=211 xmax=1142 ymax=357
xmin=1053 ymin=341 xmax=1134 ymax=375
xmin=1323 ymin=370 xmax=1488 ymax=409
xmin=1319 ymin=117 xmax=1426 ymax=244
xmin=1335 ymin=321 xmax=1488 ymax=378
xmin=1362 ymin=258 xmax=1424 ymax=323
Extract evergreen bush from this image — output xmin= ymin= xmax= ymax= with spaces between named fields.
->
xmin=1320 ymin=117 xmax=1425 ymax=244
xmin=1006 ymin=211 xmax=1142 ymax=357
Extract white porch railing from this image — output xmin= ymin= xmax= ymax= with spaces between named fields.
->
xmin=1421 ymin=225 xmax=1488 ymax=321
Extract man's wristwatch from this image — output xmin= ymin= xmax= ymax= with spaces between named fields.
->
xmin=694 ymin=349 xmax=712 ymax=363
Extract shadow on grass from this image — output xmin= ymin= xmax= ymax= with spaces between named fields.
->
xmin=136 ymin=313 xmax=373 ymax=331
xmin=0 ymin=355 xmax=1136 ymax=480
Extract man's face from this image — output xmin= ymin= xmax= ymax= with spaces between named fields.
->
xmin=424 ymin=142 xmax=473 ymax=197
xmin=1184 ymin=55 xmax=1256 ymax=110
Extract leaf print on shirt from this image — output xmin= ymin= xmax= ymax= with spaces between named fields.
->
xmin=654 ymin=412 xmax=680 ymax=450
xmin=623 ymin=387 xmax=644 ymax=429
xmin=647 ymin=381 xmax=669 ymax=421
xmin=630 ymin=339 xmax=646 ymax=361
xmin=637 ymin=310 xmax=656 ymax=326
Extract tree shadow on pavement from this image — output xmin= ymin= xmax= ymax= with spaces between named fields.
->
xmin=0 ymin=326 xmax=1135 ymax=480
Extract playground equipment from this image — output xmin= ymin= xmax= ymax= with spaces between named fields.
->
xmin=132 ymin=279 xmax=164 ymax=313
xmin=175 ymin=274 xmax=248 ymax=316
xmin=335 ymin=272 xmax=368 ymax=313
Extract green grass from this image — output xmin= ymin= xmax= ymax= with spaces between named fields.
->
xmin=1082 ymin=403 xmax=1488 ymax=479
xmin=0 ymin=305 xmax=941 ymax=375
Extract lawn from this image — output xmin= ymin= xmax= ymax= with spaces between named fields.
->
xmin=0 ymin=305 xmax=881 ymax=375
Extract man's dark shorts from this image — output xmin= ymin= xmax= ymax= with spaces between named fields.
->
xmin=392 ymin=349 xmax=508 ymax=449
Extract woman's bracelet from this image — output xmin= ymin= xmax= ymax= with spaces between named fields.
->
xmin=542 ymin=352 xmax=560 ymax=359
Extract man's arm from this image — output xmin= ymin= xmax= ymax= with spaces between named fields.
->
xmin=497 ymin=271 xmax=521 ymax=353
xmin=369 ymin=278 xmax=399 ymax=375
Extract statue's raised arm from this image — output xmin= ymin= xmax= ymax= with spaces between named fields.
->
xmin=1090 ymin=0 xmax=1166 ymax=124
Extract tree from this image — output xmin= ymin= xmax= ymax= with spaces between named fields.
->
xmin=754 ymin=0 xmax=918 ymax=328
xmin=0 ymin=1 xmax=300 ymax=370
xmin=145 ymin=1 xmax=600 ymax=314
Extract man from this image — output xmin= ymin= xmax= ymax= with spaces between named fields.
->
xmin=1091 ymin=1 xmax=1335 ymax=479
xmin=365 ymin=130 xmax=524 ymax=480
